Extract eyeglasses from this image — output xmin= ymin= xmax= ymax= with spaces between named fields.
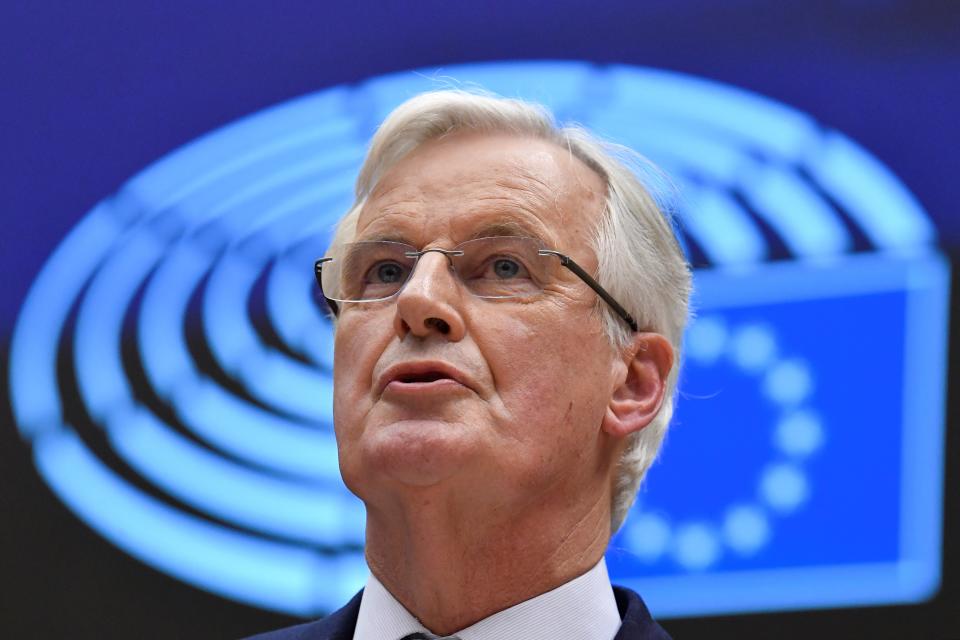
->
xmin=314 ymin=235 xmax=638 ymax=331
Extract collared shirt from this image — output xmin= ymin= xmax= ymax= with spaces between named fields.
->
xmin=352 ymin=558 xmax=622 ymax=640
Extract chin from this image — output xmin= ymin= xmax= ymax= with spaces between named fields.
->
xmin=350 ymin=418 xmax=479 ymax=489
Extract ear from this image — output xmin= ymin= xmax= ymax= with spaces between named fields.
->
xmin=602 ymin=332 xmax=674 ymax=439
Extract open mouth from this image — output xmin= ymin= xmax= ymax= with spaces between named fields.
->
xmin=378 ymin=361 xmax=474 ymax=397
xmin=396 ymin=371 xmax=453 ymax=384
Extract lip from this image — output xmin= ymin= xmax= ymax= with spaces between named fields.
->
xmin=376 ymin=360 xmax=477 ymax=397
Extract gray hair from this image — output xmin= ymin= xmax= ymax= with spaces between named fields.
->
xmin=330 ymin=89 xmax=691 ymax=533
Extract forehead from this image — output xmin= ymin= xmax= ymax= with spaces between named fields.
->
xmin=354 ymin=132 xmax=606 ymax=247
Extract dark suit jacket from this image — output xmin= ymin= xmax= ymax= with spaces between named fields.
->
xmin=245 ymin=586 xmax=672 ymax=639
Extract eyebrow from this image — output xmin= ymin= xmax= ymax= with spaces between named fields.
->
xmin=357 ymin=232 xmax=410 ymax=243
xmin=355 ymin=218 xmax=554 ymax=247
xmin=465 ymin=220 xmax=551 ymax=245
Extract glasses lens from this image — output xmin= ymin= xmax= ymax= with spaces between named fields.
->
xmin=322 ymin=241 xmax=416 ymax=302
xmin=452 ymin=236 xmax=549 ymax=298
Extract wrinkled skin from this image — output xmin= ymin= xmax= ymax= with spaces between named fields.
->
xmin=331 ymin=131 xmax=672 ymax=634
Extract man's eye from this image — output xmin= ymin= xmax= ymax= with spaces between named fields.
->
xmin=369 ymin=261 xmax=406 ymax=283
xmin=479 ymin=257 xmax=530 ymax=280
xmin=492 ymin=258 xmax=521 ymax=279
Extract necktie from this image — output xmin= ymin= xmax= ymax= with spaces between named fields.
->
xmin=400 ymin=632 xmax=463 ymax=640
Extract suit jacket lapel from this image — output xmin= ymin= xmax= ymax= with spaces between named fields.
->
xmin=612 ymin=587 xmax=672 ymax=640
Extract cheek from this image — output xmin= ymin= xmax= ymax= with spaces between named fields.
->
xmin=481 ymin=308 xmax=613 ymax=444
xmin=332 ymin=311 xmax=389 ymax=426
xmin=332 ymin=311 xmax=394 ymax=491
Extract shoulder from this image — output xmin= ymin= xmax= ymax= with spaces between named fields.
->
xmin=242 ymin=591 xmax=363 ymax=640
xmin=612 ymin=586 xmax=673 ymax=640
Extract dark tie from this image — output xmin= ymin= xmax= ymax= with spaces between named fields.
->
xmin=400 ymin=633 xmax=463 ymax=640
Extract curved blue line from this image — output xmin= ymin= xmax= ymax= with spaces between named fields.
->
xmin=604 ymin=65 xmax=819 ymax=160
xmin=137 ymin=241 xmax=211 ymax=393
xmin=681 ymin=184 xmax=767 ymax=265
xmin=9 ymin=202 xmax=124 ymax=435
xmin=265 ymin=256 xmax=336 ymax=371
xmin=197 ymin=181 xmax=357 ymax=422
xmin=137 ymin=240 xmax=340 ymax=480
xmin=805 ymin=132 xmax=935 ymax=251
xmin=106 ymin=405 xmax=364 ymax=546
xmin=64 ymin=221 xmax=349 ymax=538
xmin=202 ymin=248 xmax=333 ymax=423
xmin=172 ymin=376 xmax=342 ymax=483
xmin=125 ymin=92 xmax=359 ymax=210
xmin=73 ymin=224 xmax=167 ymax=421
xmin=738 ymin=160 xmax=851 ymax=258
xmin=586 ymin=111 xmax=750 ymax=185
xmin=35 ymin=428 xmax=367 ymax=615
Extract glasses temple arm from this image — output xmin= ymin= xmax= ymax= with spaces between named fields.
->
xmin=542 ymin=251 xmax=639 ymax=332
xmin=314 ymin=258 xmax=340 ymax=317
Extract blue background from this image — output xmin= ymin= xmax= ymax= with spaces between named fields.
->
xmin=2 ymin=2 xmax=958 ymax=638
xmin=652 ymin=292 xmax=907 ymax=569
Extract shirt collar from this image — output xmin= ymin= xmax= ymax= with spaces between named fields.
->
xmin=353 ymin=558 xmax=622 ymax=640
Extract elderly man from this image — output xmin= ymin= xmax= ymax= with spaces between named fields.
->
xmin=250 ymin=89 xmax=690 ymax=640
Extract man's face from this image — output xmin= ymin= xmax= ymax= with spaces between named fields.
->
xmin=333 ymin=131 xmax=624 ymax=517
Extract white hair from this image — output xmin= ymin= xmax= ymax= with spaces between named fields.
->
xmin=330 ymin=89 xmax=691 ymax=533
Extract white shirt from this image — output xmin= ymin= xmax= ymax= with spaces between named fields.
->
xmin=352 ymin=558 xmax=622 ymax=640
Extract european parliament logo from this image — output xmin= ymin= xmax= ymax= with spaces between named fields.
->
xmin=8 ymin=61 xmax=949 ymax=617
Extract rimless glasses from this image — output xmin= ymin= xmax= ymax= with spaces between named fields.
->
xmin=314 ymin=235 xmax=638 ymax=332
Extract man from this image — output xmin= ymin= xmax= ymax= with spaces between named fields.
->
xmin=249 ymin=89 xmax=690 ymax=639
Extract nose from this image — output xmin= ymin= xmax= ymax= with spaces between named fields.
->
xmin=393 ymin=250 xmax=467 ymax=341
